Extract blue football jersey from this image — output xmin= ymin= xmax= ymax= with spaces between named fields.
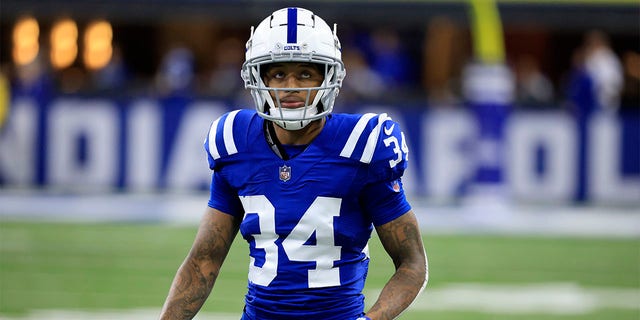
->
xmin=204 ymin=110 xmax=411 ymax=320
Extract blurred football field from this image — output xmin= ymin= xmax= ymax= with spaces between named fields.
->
xmin=1 ymin=217 xmax=638 ymax=320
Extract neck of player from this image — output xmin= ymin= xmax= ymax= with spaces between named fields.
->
xmin=273 ymin=117 xmax=325 ymax=145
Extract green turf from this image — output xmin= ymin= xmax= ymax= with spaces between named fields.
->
xmin=0 ymin=221 xmax=638 ymax=319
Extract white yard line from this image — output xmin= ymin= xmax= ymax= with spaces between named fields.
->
xmin=370 ymin=283 xmax=640 ymax=315
xmin=2 ymin=283 xmax=638 ymax=319
xmin=0 ymin=310 xmax=240 ymax=320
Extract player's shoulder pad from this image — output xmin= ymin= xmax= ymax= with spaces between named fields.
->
xmin=338 ymin=112 xmax=408 ymax=168
xmin=204 ymin=109 xmax=258 ymax=162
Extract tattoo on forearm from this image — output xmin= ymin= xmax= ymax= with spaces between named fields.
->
xmin=369 ymin=213 xmax=427 ymax=320
xmin=162 ymin=255 xmax=216 ymax=318
xmin=161 ymin=215 xmax=238 ymax=320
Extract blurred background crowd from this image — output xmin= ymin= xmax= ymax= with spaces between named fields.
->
xmin=2 ymin=1 xmax=638 ymax=113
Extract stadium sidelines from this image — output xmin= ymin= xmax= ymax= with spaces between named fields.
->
xmin=1 ymin=190 xmax=639 ymax=238
xmin=0 ymin=283 xmax=637 ymax=319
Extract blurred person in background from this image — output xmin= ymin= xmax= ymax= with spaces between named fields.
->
xmin=11 ymin=53 xmax=54 ymax=99
xmin=620 ymin=50 xmax=640 ymax=114
xmin=566 ymin=46 xmax=596 ymax=116
xmin=154 ymin=45 xmax=197 ymax=158
xmin=513 ymin=54 xmax=555 ymax=109
xmin=159 ymin=7 xmax=427 ymax=320
xmin=422 ymin=16 xmax=464 ymax=107
xmin=363 ymin=28 xmax=414 ymax=97
xmin=206 ymin=36 xmax=246 ymax=100
xmin=582 ymin=29 xmax=623 ymax=113
xmin=89 ymin=45 xmax=128 ymax=95
xmin=155 ymin=46 xmax=195 ymax=97
xmin=565 ymin=43 xmax=597 ymax=202
xmin=339 ymin=47 xmax=385 ymax=103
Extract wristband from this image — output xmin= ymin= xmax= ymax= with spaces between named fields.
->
xmin=356 ymin=317 xmax=371 ymax=320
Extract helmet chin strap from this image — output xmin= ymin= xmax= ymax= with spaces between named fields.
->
xmin=267 ymin=84 xmax=326 ymax=130
xmin=269 ymin=105 xmax=314 ymax=130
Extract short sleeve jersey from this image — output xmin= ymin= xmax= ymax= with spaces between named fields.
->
xmin=204 ymin=110 xmax=411 ymax=320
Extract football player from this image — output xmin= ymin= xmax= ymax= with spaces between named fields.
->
xmin=160 ymin=7 xmax=428 ymax=320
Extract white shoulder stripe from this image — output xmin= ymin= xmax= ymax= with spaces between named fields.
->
xmin=223 ymin=110 xmax=240 ymax=156
xmin=360 ymin=113 xmax=391 ymax=163
xmin=340 ymin=113 xmax=377 ymax=158
xmin=208 ymin=118 xmax=222 ymax=160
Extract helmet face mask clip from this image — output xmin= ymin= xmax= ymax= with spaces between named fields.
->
xmin=241 ymin=7 xmax=346 ymax=130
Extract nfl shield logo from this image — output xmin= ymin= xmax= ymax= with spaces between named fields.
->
xmin=279 ymin=165 xmax=291 ymax=182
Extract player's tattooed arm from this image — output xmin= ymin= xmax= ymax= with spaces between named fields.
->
xmin=367 ymin=210 xmax=427 ymax=320
xmin=159 ymin=207 xmax=240 ymax=320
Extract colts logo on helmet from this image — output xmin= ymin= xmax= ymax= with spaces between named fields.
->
xmin=279 ymin=164 xmax=291 ymax=182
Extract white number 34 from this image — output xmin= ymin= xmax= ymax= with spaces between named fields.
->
xmin=239 ymin=195 xmax=342 ymax=288
xmin=384 ymin=131 xmax=409 ymax=168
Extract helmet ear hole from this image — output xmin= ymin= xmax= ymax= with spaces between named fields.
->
xmin=316 ymin=101 xmax=324 ymax=114
xmin=312 ymin=63 xmax=324 ymax=74
xmin=260 ymin=63 xmax=272 ymax=80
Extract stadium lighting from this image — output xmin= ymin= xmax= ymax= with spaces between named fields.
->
xmin=50 ymin=18 xmax=79 ymax=69
xmin=12 ymin=17 xmax=40 ymax=66
xmin=83 ymin=20 xmax=113 ymax=70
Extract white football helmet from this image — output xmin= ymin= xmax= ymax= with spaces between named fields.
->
xmin=241 ymin=7 xmax=346 ymax=130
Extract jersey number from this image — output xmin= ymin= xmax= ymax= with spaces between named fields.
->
xmin=384 ymin=131 xmax=409 ymax=168
xmin=239 ymin=195 xmax=342 ymax=288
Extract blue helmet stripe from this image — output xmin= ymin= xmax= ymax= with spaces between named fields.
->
xmin=287 ymin=7 xmax=297 ymax=43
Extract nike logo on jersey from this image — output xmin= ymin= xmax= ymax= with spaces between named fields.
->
xmin=384 ymin=123 xmax=395 ymax=136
